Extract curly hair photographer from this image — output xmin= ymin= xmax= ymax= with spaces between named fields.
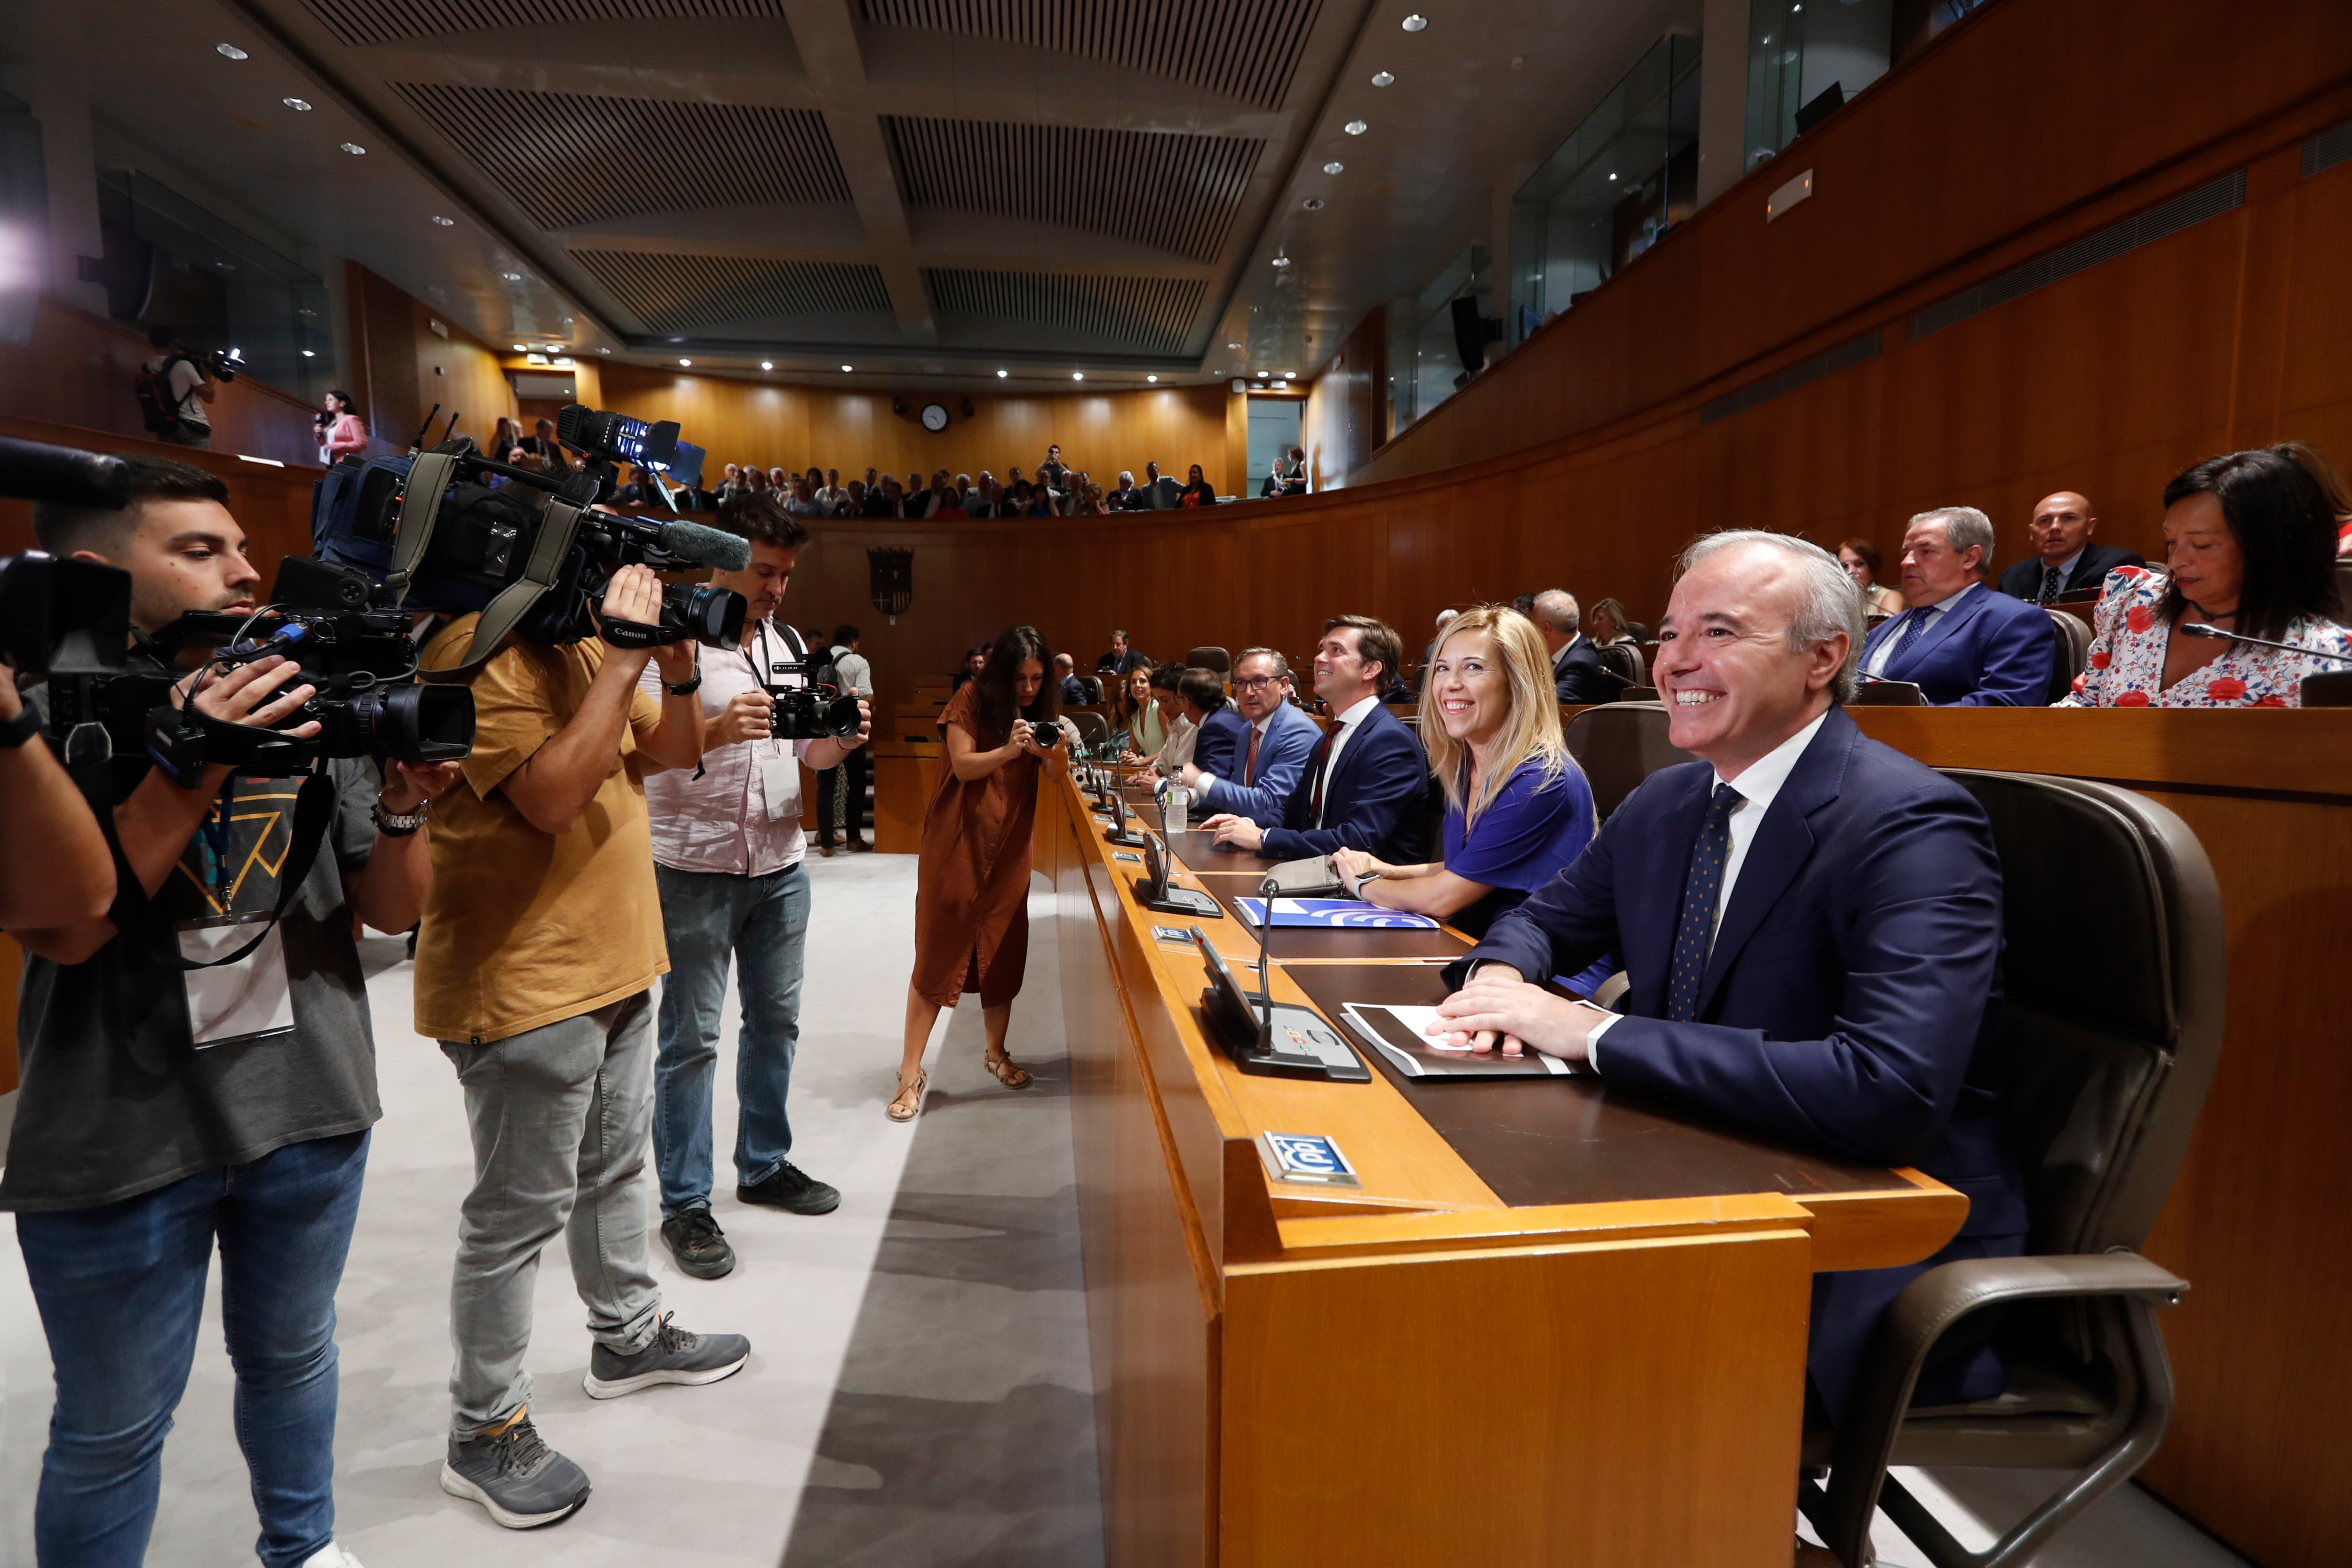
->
xmin=889 ymin=624 xmax=1065 ymax=1120
xmin=2 ymin=455 xmax=456 ymax=1568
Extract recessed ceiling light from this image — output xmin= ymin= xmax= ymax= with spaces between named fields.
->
xmin=1072 ymin=372 xmax=1084 ymax=381
xmin=1371 ymin=71 xmax=1394 ymax=87
xmin=1303 ymin=197 xmax=1324 ymax=210
xmin=679 ymin=358 xmax=692 ymax=366
xmin=1283 ymin=371 xmax=1296 ymax=380
xmin=501 ymin=271 xmax=522 ymax=281
xmin=432 ymin=215 xmax=454 ymax=226
xmin=1271 ymin=255 xmax=1291 ymax=268
xmin=1344 ymin=120 xmax=1369 ymax=135
xmin=1228 ymin=342 xmax=1243 ymax=349
xmin=216 ymin=43 xmax=249 ymax=60
xmin=1607 ymin=172 xmax=1618 ymax=181
xmin=1146 ymin=374 xmax=1158 ymax=382
xmin=761 ymin=360 xmax=774 ymax=370
xmin=301 ymin=349 xmax=316 ymax=357
xmin=282 ymin=97 xmax=311 ymax=111
xmin=512 ymin=343 xmax=528 ymax=351
xmin=1323 ymin=160 xmax=1344 ymax=175
xmin=599 ymin=347 xmax=609 ymax=354
xmin=841 ymin=364 xmax=852 ymax=372
xmin=340 ymin=142 xmax=366 ymax=155
xmin=1402 ymin=13 xmax=1428 ymax=31
xmin=996 ymin=368 xmax=1008 ymax=378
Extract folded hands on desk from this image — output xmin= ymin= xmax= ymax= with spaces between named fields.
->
xmin=1429 ymin=965 xmax=1609 ymax=1062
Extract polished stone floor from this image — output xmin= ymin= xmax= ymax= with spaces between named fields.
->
xmin=0 ymin=852 xmax=2245 ymax=1567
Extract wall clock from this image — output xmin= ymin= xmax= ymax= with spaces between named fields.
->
xmin=920 ymin=401 xmax=949 ymax=432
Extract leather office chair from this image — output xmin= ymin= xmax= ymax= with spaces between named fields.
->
xmin=1562 ymin=701 xmax=1694 ymax=822
xmin=1185 ymin=645 xmax=1232 ymax=675
xmin=2044 ymin=609 xmax=2091 ymax=703
xmin=1079 ymin=676 xmax=1105 ymax=706
xmin=1066 ymin=711 xmax=1111 ymax=749
xmin=1595 ymin=640 xmax=1646 ymax=691
xmin=1801 ymin=771 xmax=2222 ymax=1568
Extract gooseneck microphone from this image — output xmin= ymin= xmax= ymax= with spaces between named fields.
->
xmin=2177 ymin=621 xmax=2352 ymax=663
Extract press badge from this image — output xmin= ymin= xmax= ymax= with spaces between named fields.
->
xmin=758 ymin=749 xmax=801 ymax=821
xmin=176 ymin=913 xmax=297 ymax=1048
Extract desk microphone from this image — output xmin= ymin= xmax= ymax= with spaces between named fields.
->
xmin=2176 ymin=622 xmax=2352 ymax=705
xmin=1251 ymin=873 xmax=1279 ymax=1048
xmin=2176 ymin=621 xmax=2352 ymax=663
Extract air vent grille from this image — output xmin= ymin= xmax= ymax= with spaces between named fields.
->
xmin=1699 ymin=332 xmax=1881 ymax=426
xmin=2305 ymin=120 xmax=2352 ymax=178
xmin=1910 ymin=170 xmax=2247 ymax=340
xmin=859 ymin=0 xmax=1322 ymax=111
xmin=573 ymin=251 xmax=893 ymax=333
xmin=887 ymin=118 xmax=1260 ymax=264
xmin=392 ymin=84 xmax=849 ymax=230
xmin=924 ymin=269 xmax=1202 ymax=354
xmin=304 ymin=0 xmax=789 ymax=48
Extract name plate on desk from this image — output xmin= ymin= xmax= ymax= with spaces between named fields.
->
xmin=1258 ymin=1131 xmax=1359 ymax=1187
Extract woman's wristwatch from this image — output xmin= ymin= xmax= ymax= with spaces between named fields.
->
xmin=373 ymin=796 xmax=430 ymax=836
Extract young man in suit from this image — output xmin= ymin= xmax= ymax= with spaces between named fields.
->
xmin=1178 ymin=649 xmax=1321 ymax=827
xmin=1205 ymin=616 xmax=1427 ymax=866
xmin=1856 ymin=507 xmax=2054 ymax=705
xmin=1433 ymin=530 xmax=2027 ymax=1426
xmin=1995 ymin=491 xmax=2145 ymax=603
xmin=1532 ymin=590 xmax=1619 ymax=705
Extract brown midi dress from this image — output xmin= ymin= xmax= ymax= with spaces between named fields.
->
xmin=910 ymin=682 xmax=1042 ymax=1007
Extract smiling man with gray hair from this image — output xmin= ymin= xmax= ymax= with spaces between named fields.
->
xmin=1431 ymin=526 xmax=2028 ymax=1441
xmin=1856 ymin=505 xmax=2055 ymax=705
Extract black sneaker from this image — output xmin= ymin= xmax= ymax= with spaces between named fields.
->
xmin=660 ymin=1207 xmax=735 ymax=1280
xmin=738 ymin=1161 xmax=841 ymax=1215
xmin=439 ymin=1415 xmax=590 ymax=1529
xmin=582 ymin=1315 xmax=750 ymax=1400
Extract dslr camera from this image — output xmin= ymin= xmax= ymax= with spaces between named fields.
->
xmin=1030 ymin=718 xmax=1067 ymax=749
xmin=310 ymin=402 xmax=748 ymax=678
xmin=759 ymin=646 xmax=862 ymax=742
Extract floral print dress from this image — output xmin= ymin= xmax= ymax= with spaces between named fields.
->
xmin=2059 ymin=565 xmax=2352 ymax=708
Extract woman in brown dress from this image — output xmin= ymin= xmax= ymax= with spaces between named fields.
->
xmin=890 ymin=624 xmax=1066 ymax=1119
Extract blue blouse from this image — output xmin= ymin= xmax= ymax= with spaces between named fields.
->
xmin=1443 ymin=756 xmax=1597 ymax=938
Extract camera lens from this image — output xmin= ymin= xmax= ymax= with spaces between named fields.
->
xmin=663 ymin=582 xmax=746 ymax=648
xmin=366 ymin=682 xmax=476 ymax=762
xmin=1032 ymin=719 xmax=1063 ymax=747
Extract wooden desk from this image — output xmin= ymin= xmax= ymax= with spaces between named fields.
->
xmin=868 ymin=739 xmax=937 ymax=854
xmin=1047 ymin=768 xmax=1963 ymax=1567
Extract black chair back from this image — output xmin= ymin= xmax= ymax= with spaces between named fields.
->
xmin=2045 ymin=610 xmax=2091 ymax=703
xmin=1184 ymin=646 xmax=1232 ymax=675
xmin=1562 ymin=702 xmax=1695 ymax=821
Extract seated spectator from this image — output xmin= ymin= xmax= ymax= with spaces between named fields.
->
xmin=784 ymin=477 xmax=826 ymax=517
xmin=1144 ymin=663 xmax=1197 ymax=773
xmin=926 ymin=471 xmax=966 ymax=518
xmin=770 ymin=466 xmax=792 ymax=492
xmin=1510 ymin=591 xmax=1538 ymax=616
xmin=1113 ymin=663 xmax=1167 ymax=758
xmin=1858 ymin=507 xmax=2054 ymax=705
xmin=743 ymin=466 xmax=770 ymax=495
xmin=2061 ymin=447 xmax=2350 ymax=707
xmin=953 ymin=472 xmax=974 ymax=509
xmin=517 ymin=416 xmax=564 ymax=463
xmin=816 ymin=468 xmax=850 ymax=514
xmin=1177 ymin=464 xmax=1217 ymax=507
xmin=1838 ymin=540 xmax=1906 ymax=614
xmin=951 ymin=645 xmax=988 ymax=691
xmin=1586 ymin=598 xmax=1638 ymax=648
xmin=1096 ymin=629 xmax=1149 ymax=677
xmin=1053 ymin=653 xmax=1089 ymax=707
xmin=1179 ymin=668 xmax=1248 ymax=783
xmin=1110 ymin=471 xmax=1140 ymax=509
xmin=1531 ymin=589 xmax=1618 ymax=704
xmin=862 ymin=479 xmax=898 ymax=517
xmin=845 ymin=479 xmax=867 ymax=513
xmin=1995 ymin=493 xmax=2145 ymax=603
xmin=1334 ymin=605 xmax=1600 ymax=940
xmin=1204 ymin=615 xmax=1428 ymax=866
xmin=1020 ymin=484 xmax=1057 ymax=518
xmin=904 ymin=471 xmax=925 ymax=511
xmin=1073 ymin=482 xmax=1110 ymax=517
xmin=1179 ymin=649 xmax=1320 ymax=827
xmin=1259 ymin=454 xmax=1293 ymax=498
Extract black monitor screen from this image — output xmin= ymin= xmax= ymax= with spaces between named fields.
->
xmin=1195 ymin=932 xmax=1261 ymax=1024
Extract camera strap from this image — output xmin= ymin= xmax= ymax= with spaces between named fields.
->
xmin=405 ymin=456 xmax=587 ymax=679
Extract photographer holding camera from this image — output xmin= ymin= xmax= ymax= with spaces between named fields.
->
xmin=634 ymin=493 xmax=871 ymax=1280
xmin=1 ymin=455 xmax=455 ymax=1568
xmin=412 ymin=541 xmax=751 ymax=1528
xmin=136 ymin=325 xmax=217 ymax=451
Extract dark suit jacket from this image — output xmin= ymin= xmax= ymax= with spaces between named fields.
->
xmin=1552 ymin=637 xmax=1618 ymax=705
xmin=1996 ymin=543 xmax=2146 ymax=601
xmin=1197 ymin=700 xmax=1321 ymax=825
xmin=1858 ymin=584 xmax=2054 ymax=706
xmin=1189 ymin=705 xmax=1249 ymax=785
xmin=1095 ymin=649 xmax=1150 ymax=677
xmin=1261 ymin=701 xmax=1428 ymax=865
xmin=1451 ymin=706 xmax=2028 ymax=1417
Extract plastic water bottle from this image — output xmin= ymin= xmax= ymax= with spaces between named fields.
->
xmin=1166 ymin=784 xmax=1190 ymax=836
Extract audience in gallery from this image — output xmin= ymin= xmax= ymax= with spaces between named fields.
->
xmin=1530 ymin=590 xmax=1620 ymax=706
xmin=1856 ymin=507 xmax=2056 ymax=706
xmin=2060 ymin=448 xmax=2350 ymax=708
xmin=1837 ymin=539 xmax=1906 ymax=616
xmin=1113 ymin=663 xmax=1168 ymax=756
xmin=1994 ymin=492 xmax=2145 ymax=604
xmin=1176 ymin=649 xmax=1323 ymax=828
xmin=1176 ymin=464 xmax=1218 ymax=507
xmin=700 ymin=440 xmax=1225 ymax=519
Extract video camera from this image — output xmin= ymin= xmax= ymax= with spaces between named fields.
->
xmin=310 ymin=402 xmax=749 ymax=677
xmin=758 ymin=645 xmax=862 ymax=742
xmin=196 ymin=346 xmax=244 ymax=383
xmin=2 ymin=438 xmax=135 ymax=731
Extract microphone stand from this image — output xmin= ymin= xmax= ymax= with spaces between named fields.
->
xmin=2176 ymin=621 xmax=2352 ymax=662
xmin=1252 ymin=873 xmax=1279 ymax=1051
xmin=2178 ymin=621 xmax=2352 ymax=705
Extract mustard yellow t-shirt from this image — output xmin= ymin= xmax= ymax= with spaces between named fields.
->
xmin=412 ymin=620 xmax=669 ymax=1043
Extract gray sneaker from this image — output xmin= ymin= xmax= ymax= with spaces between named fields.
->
xmin=439 ymin=1415 xmax=590 ymax=1529
xmin=583 ymin=1314 xmax=750 ymax=1400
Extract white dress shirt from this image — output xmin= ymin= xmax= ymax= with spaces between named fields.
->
xmin=1311 ymin=694 xmax=1381 ymax=827
xmin=1864 ymin=580 xmax=1982 ymax=676
xmin=1584 ymin=708 xmax=1831 ymax=1067
xmin=1154 ymin=713 xmax=1199 ymax=774
xmin=829 ymin=645 xmax=873 ymax=697
xmin=639 ymin=618 xmax=817 ymax=876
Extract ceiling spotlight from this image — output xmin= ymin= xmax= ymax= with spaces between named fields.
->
xmin=302 ymin=349 xmax=316 ymax=358
xmin=761 ymin=360 xmax=774 ymax=370
xmin=1323 ymin=160 xmax=1344 ymax=175
xmin=1227 ymin=342 xmax=1243 ymax=349
xmin=282 ymin=97 xmax=311 ymax=111
xmin=1282 ymin=371 xmax=1296 ymax=380
xmin=841 ymin=364 xmax=852 ymax=372
xmin=1607 ymin=171 xmax=1618 ymax=182
xmin=432 ymin=215 xmax=454 ymax=226
xmin=512 ymin=343 xmax=528 ymax=351
xmin=216 ymin=42 xmax=249 ymax=60
xmin=1147 ymin=374 xmax=1159 ymax=382
xmin=500 ymin=271 xmax=522 ymax=281
xmin=1402 ymin=13 xmax=1428 ymax=31
xmin=996 ymin=368 xmax=1008 ymax=378
xmin=599 ymin=347 xmax=610 ymax=354
xmin=1271 ymin=255 xmax=1292 ymax=268
xmin=1303 ymin=197 xmax=1325 ymax=210
xmin=341 ymin=142 xmax=366 ymax=155
xmin=679 ymin=358 xmax=692 ymax=366
xmin=1344 ymin=119 xmax=1369 ymax=135
xmin=1072 ymin=372 xmax=1084 ymax=381
xmin=1371 ymin=71 xmax=1394 ymax=87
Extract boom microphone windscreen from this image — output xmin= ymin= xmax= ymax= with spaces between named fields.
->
xmin=659 ymin=518 xmax=752 ymax=572
xmin=0 ymin=436 xmax=131 ymax=509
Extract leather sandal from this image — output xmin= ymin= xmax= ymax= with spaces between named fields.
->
xmin=984 ymin=1050 xmax=1031 ymax=1090
xmin=886 ymin=1066 xmax=927 ymax=1122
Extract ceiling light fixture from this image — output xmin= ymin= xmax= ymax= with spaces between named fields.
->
xmin=1147 ymin=374 xmax=1158 ymax=382
xmin=1344 ymin=119 xmax=1368 ymax=135
xmin=1607 ymin=171 xmax=1618 ymax=181
xmin=1072 ymin=372 xmax=1084 ymax=381
xmin=996 ymin=368 xmax=1008 ymax=378
xmin=302 ymin=349 xmax=316 ymax=358
xmin=282 ymin=97 xmax=311 ymax=111
xmin=841 ymin=364 xmax=852 ymax=372
xmin=1283 ymin=371 xmax=1296 ymax=380
xmin=1402 ymin=13 xmax=1428 ymax=32
xmin=1227 ymin=341 xmax=1243 ymax=349
xmin=599 ymin=347 xmax=609 ymax=354
xmin=432 ymin=215 xmax=454 ymax=226
xmin=216 ymin=43 xmax=249 ymax=60
xmin=1371 ymin=71 xmax=1394 ymax=87
xmin=512 ymin=343 xmax=528 ymax=351
xmin=679 ymin=358 xmax=692 ymax=366
xmin=1323 ymin=160 xmax=1344 ymax=175
xmin=341 ymin=143 xmax=366 ymax=155
xmin=1303 ymin=197 xmax=1325 ymax=210
xmin=761 ymin=360 xmax=774 ymax=370
xmin=1271 ymin=254 xmax=1291 ymax=268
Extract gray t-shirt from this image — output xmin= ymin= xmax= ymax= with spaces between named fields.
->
xmin=3 ymin=697 xmax=382 ymax=1212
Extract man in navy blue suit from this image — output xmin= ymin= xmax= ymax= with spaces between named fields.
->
xmin=1177 ymin=648 xmax=1321 ymax=827
xmin=1179 ymin=668 xmax=1249 ymax=785
xmin=1203 ymin=616 xmax=1427 ymax=866
xmin=1857 ymin=506 xmax=2054 ymax=705
xmin=1432 ymin=531 xmax=2028 ymax=1423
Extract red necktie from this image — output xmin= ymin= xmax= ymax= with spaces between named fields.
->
xmin=1304 ymin=728 xmax=1335 ymax=821
xmin=1243 ymin=725 xmax=1262 ymax=786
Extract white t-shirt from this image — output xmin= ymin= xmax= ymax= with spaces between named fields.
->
xmin=146 ymin=355 xmax=208 ymax=428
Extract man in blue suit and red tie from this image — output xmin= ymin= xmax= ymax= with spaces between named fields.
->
xmin=1176 ymin=648 xmax=1322 ymax=826
xmin=1431 ymin=530 xmax=2028 ymax=1428
xmin=1856 ymin=506 xmax=2054 ymax=705
xmin=1202 ymin=616 xmax=1427 ymax=866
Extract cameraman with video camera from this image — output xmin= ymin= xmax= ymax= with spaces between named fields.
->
xmin=411 ymin=518 xmax=752 ymax=1529
xmin=1 ymin=454 xmax=455 ymax=1568
xmin=635 ymin=492 xmax=870 ymax=1280
xmin=136 ymin=325 xmax=218 ymax=451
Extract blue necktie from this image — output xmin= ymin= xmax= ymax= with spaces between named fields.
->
xmin=1665 ymin=784 xmax=1741 ymax=1023
xmin=1886 ymin=606 xmax=1935 ymax=672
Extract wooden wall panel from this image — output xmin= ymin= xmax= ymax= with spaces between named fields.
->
xmin=346 ymin=262 xmax=517 ymax=455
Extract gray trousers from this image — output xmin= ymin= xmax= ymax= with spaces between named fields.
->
xmin=440 ymin=991 xmax=663 ymax=1436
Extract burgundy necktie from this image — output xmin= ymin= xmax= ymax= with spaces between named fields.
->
xmin=1304 ymin=727 xmax=1335 ymax=821
xmin=1243 ymin=725 xmax=1262 ymax=786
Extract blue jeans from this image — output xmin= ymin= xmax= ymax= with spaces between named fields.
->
xmin=654 ymin=860 xmax=810 ymax=1214
xmin=13 ymin=1130 xmax=370 ymax=1568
